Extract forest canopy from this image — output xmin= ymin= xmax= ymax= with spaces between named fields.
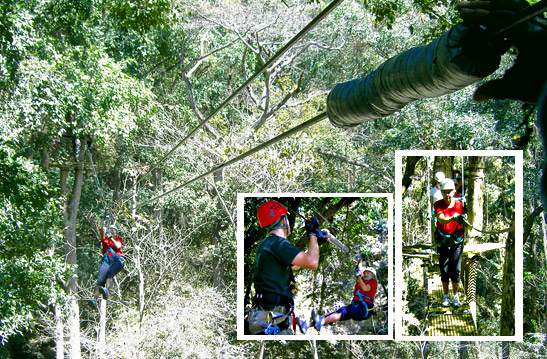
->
xmin=0 ymin=0 xmax=546 ymax=358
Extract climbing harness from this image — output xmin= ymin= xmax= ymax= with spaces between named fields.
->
xmin=434 ymin=228 xmax=465 ymax=246
xmin=247 ymin=295 xmax=295 ymax=335
xmin=354 ymin=290 xmax=374 ymax=311
xmin=102 ymin=247 xmax=124 ymax=265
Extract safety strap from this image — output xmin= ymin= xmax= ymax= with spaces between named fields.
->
xmin=435 ymin=228 xmax=464 ymax=246
xmin=354 ymin=291 xmax=374 ymax=310
xmin=102 ymin=247 xmax=124 ymax=264
xmin=263 ymin=309 xmax=292 ymax=335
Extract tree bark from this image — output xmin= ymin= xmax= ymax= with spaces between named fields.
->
xmin=458 ymin=341 xmax=469 ymax=359
xmin=465 ymin=156 xmax=485 ymax=329
xmin=55 ymin=168 xmax=69 ymax=359
xmin=65 ymin=137 xmax=87 ymax=359
xmin=501 ymin=342 xmax=510 ymax=359
xmin=98 ymin=299 xmax=107 ymax=359
xmin=466 ymin=156 xmax=486 ymax=242
xmin=500 ymin=220 xmax=516 ymax=336
xmin=55 ymin=303 xmax=64 ymax=359
xmin=401 ymin=156 xmax=422 ymax=195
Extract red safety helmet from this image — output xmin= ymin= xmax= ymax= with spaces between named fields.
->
xmin=257 ymin=201 xmax=288 ymax=228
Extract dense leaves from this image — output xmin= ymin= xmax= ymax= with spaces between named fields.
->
xmin=0 ymin=0 xmax=546 ymax=357
xmin=0 ymin=143 xmax=67 ymax=343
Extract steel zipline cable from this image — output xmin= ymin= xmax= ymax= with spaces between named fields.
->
xmin=139 ymin=0 xmax=345 ymax=182
xmin=134 ymin=112 xmax=328 ymax=210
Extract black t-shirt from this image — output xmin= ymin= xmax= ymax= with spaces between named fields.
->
xmin=253 ymin=234 xmax=301 ymax=299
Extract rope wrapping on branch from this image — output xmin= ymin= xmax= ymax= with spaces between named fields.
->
xmin=326 ymin=23 xmax=501 ymax=128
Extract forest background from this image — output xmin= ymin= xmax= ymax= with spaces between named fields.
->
xmin=0 ymin=0 xmax=545 ymax=358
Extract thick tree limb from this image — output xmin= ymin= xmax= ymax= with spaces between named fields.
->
xmin=524 ymin=205 xmax=544 ymax=245
xmin=402 ymin=156 xmax=422 ymax=195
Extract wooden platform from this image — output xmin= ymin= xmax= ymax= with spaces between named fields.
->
xmin=429 ymin=312 xmax=477 ymax=336
xmin=427 ymin=278 xmax=477 ymax=337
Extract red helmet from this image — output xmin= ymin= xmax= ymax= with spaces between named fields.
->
xmin=257 ymin=201 xmax=288 ymax=228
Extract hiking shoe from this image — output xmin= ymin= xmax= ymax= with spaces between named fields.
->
xmin=453 ymin=295 xmax=461 ymax=308
xmin=99 ymin=286 xmax=109 ymax=300
xmin=311 ymin=309 xmax=324 ymax=331
xmin=296 ymin=317 xmax=309 ymax=334
xmin=88 ymin=299 xmax=98 ymax=311
xmin=441 ymin=294 xmax=450 ymax=307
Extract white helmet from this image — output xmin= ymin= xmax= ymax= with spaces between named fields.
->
xmin=361 ymin=266 xmax=376 ymax=278
xmin=434 ymin=171 xmax=445 ymax=183
xmin=440 ymin=178 xmax=455 ymax=191
xmin=109 ymin=224 xmax=118 ymax=232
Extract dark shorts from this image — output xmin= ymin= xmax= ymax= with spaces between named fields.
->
xmin=97 ymin=258 xmax=124 ymax=286
xmin=333 ymin=300 xmax=374 ymax=321
xmin=437 ymin=242 xmax=464 ymax=282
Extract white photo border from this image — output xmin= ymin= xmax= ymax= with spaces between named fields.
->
xmin=237 ymin=192 xmax=393 ymax=341
xmin=394 ymin=150 xmax=523 ymax=341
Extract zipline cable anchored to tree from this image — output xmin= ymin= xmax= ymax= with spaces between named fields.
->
xmin=139 ymin=0 xmax=345 ymax=182
xmin=134 ymin=112 xmax=328 ymax=210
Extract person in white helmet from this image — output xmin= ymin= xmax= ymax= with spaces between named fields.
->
xmin=430 ymin=171 xmax=446 ymax=206
xmin=89 ymin=224 xmax=124 ymax=309
xmin=434 ymin=178 xmax=467 ymax=308
xmin=303 ymin=261 xmax=377 ymax=332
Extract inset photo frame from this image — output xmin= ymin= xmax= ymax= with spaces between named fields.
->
xmin=395 ymin=150 xmax=523 ymax=341
xmin=237 ymin=193 xmax=393 ymax=341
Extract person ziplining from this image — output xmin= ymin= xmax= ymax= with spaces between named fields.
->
xmin=89 ymin=222 xmax=125 ymax=310
xmin=298 ymin=261 xmax=378 ymax=333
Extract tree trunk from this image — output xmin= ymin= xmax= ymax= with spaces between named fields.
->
xmin=465 ymin=156 xmax=485 ymax=330
xmin=256 ymin=341 xmax=265 ymax=359
xmin=310 ymin=340 xmax=319 ymax=359
xmin=401 ymin=156 xmax=422 ymax=195
xmin=433 ymin=156 xmax=454 ymax=178
xmin=98 ymin=299 xmax=107 ymax=359
xmin=55 ymin=303 xmax=64 ymax=359
xmin=55 ymin=168 xmax=69 ymax=359
xmin=458 ymin=341 xmax=469 ymax=359
xmin=466 ymin=156 xmax=486 ymax=242
xmin=500 ymin=220 xmax=516 ymax=336
xmin=65 ymin=137 xmax=87 ymax=359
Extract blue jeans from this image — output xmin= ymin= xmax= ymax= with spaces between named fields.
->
xmin=333 ymin=300 xmax=374 ymax=321
xmin=97 ymin=258 xmax=124 ymax=286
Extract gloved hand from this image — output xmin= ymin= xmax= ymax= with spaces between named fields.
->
xmin=455 ymin=213 xmax=468 ymax=225
xmin=305 ymin=216 xmax=322 ymax=238
xmin=355 ymin=266 xmax=362 ymax=277
xmin=457 ymin=0 xmax=547 ymax=104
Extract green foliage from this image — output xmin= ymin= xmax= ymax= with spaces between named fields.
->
xmin=1 ymin=0 xmax=546 ymax=356
xmin=0 ymin=142 xmax=68 ymax=344
xmin=103 ymin=0 xmax=172 ymax=33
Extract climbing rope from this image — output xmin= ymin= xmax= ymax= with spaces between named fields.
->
xmin=138 ymin=0 xmax=345 ymax=183
xmin=463 ymin=218 xmax=512 ymax=236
